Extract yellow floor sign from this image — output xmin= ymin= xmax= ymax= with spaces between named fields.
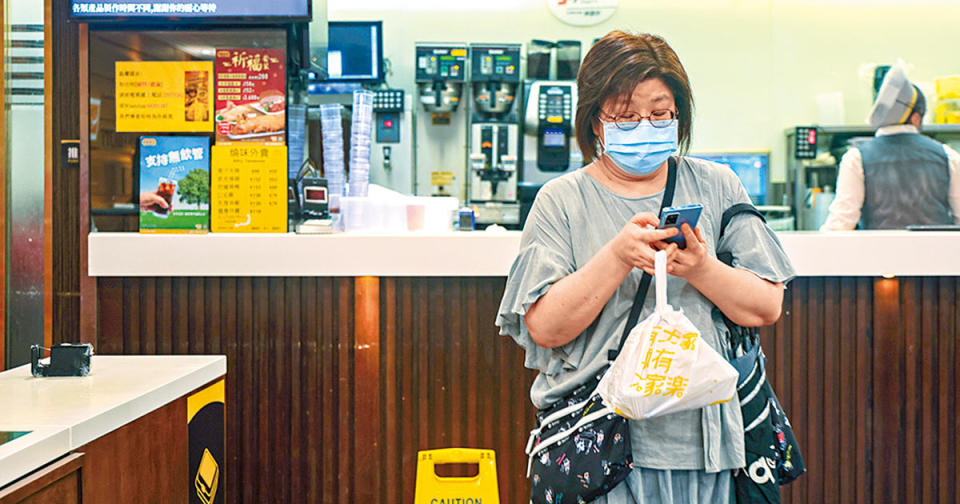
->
xmin=414 ymin=448 xmax=500 ymax=504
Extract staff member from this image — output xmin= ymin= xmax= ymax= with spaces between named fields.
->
xmin=821 ymin=63 xmax=960 ymax=230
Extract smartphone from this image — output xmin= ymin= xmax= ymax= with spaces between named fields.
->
xmin=658 ymin=204 xmax=704 ymax=249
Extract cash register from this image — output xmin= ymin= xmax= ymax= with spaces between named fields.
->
xmin=294 ymin=159 xmax=334 ymax=234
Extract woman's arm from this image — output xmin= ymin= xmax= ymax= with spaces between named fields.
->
xmin=524 ymin=213 xmax=679 ymax=348
xmin=658 ymin=224 xmax=784 ymax=327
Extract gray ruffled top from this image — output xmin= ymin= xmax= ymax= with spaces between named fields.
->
xmin=496 ymin=157 xmax=796 ymax=473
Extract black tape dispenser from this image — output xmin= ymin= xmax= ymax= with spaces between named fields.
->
xmin=31 ymin=343 xmax=94 ymax=377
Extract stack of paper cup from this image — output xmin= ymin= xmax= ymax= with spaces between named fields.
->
xmin=349 ymin=90 xmax=374 ymax=197
xmin=287 ymin=104 xmax=307 ymax=180
xmin=320 ymin=103 xmax=345 ymax=209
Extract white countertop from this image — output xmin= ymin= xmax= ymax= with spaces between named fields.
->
xmin=88 ymin=230 xmax=960 ymax=277
xmin=0 ymin=355 xmax=225 ymax=488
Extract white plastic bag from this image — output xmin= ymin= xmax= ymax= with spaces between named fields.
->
xmin=596 ymin=250 xmax=738 ymax=420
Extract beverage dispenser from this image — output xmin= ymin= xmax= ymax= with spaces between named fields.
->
xmin=414 ymin=43 xmax=468 ymax=197
xmin=468 ymin=43 xmax=522 ymax=227
xmin=415 ymin=43 xmax=468 ymax=116
xmin=521 ymin=40 xmax=582 ymax=187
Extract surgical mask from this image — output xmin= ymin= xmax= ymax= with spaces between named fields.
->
xmin=600 ymin=120 xmax=679 ymax=176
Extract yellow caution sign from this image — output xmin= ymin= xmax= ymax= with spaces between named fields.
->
xmin=414 ymin=448 xmax=499 ymax=504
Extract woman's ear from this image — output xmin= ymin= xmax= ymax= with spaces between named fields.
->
xmin=592 ymin=118 xmax=603 ymax=143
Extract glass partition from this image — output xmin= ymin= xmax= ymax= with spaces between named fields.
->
xmin=4 ymin=0 xmax=45 ymax=368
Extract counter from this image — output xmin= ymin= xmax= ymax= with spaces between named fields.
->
xmin=81 ymin=232 xmax=960 ymax=503
xmin=89 ymin=230 xmax=960 ymax=277
xmin=0 ymin=355 xmax=225 ymax=493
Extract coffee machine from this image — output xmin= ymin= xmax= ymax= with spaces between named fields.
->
xmin=468 ymin=43 xmax=522 ymax=227
xmin=522 ymin=40 xmax=582 ymax=187
xmin=414 ymin=43 xmax=468 ymax=198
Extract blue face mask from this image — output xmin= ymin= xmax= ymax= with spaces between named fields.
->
xmin=601 ymin=120 xmax=679 ymax=176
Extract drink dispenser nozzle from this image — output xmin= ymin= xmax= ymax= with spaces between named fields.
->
xmin=434 ymin=79 xmax=443 ymax=109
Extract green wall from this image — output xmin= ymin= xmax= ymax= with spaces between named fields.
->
xmin=330 ymin=0 xmax=960 ymax=182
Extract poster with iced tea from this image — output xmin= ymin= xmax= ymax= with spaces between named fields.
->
xmin=139 ymin=136 xmax=210 ymax=234
xmin=214 ymin=49 xmax=286 ymax=145
xmin=116 ymin=61 xmax=214 ymax=133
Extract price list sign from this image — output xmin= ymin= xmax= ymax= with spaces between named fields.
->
xmin=211 ymin=145 xmax=287 ymax=233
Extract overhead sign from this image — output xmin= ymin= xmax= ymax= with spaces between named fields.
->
xmin=71 ymin=0 xmax=309 ymax=20
xmin=547 ymin=0 xmax=618 ymax=26
xmin=116 ymin=61 xmax=214 ymax=133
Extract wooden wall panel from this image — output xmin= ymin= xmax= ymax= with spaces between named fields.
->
xmin=759 ymin=277 xmax=960 ymax=504
xmin=96 ymin=275 xmax=960 ymax=503
xmin=97 ymin=277 xmax=355 ymax=503
xmin=378 ymin=277 xmax=537 ymax=504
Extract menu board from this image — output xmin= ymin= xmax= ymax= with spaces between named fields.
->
xmin=211 ymin=145 xmax=287 ymax=233
xmin=116 ymin=61 xmax=214 ymax=133
xmin=139 ymin=136 xmax=210 ymax=234
xmin=215 ymin=49 xmax=286 ymax=145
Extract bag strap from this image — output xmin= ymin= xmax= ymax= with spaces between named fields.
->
xmin=715 ymin=202 xmax=766 ymax=343
xmin=718 ymin=203 xmax=765 ymax=243
xmin=608 ymin=156 xmax=678 ymax=361
xmin=716 ymin=203 xmax=766 ymax=266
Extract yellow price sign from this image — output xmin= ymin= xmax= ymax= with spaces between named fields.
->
xmin=430 ymin=171 xmax=455 ymax=186
xmin=116 ymin=61 xmax=214 ymax=133
xmin=210 ymin=145 xmax=287 ymax=233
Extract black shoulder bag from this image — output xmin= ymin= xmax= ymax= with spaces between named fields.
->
xmin=524 ymin=158 xmax=678 ymax=504
xmin=716 ymin=204 xmax=806 ymax=504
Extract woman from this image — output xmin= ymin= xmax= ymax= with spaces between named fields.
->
xmin=496 ymin=31 xmax=795 ymax=503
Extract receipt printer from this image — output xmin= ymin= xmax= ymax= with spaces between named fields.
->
xmin=31 ymin=343 xmax=93 ymax=377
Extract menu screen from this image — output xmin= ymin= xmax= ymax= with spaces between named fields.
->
xmin=71 ymin=1 xmax=309 ymax=19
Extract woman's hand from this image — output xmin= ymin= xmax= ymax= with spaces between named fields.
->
xmin=655 ymin=223 xmax=710 ymax=279
xmin=609 ymin=212 xmax=680 ymax=275
xmin=654 ymin=223 xmax=784 ymax=327
xmin=527 ymin=212 xmax=679 ymax=348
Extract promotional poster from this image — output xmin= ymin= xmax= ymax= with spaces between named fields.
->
xmin=214 ymin=49 xmax=286 ymax=145
xmin=116 ymin=61 xmax=214 ymax=133
xmin=139 ymin=136 xmax=211 ymax=233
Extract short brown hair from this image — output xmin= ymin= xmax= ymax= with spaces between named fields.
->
xmin=575 ymin=31 xmax=694 ymax=162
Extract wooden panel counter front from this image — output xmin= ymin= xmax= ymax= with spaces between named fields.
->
xmin=85 ymin=228 xmax=960 ymax=503
xmin=91 ymin=274 xmax=960 ymax=504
